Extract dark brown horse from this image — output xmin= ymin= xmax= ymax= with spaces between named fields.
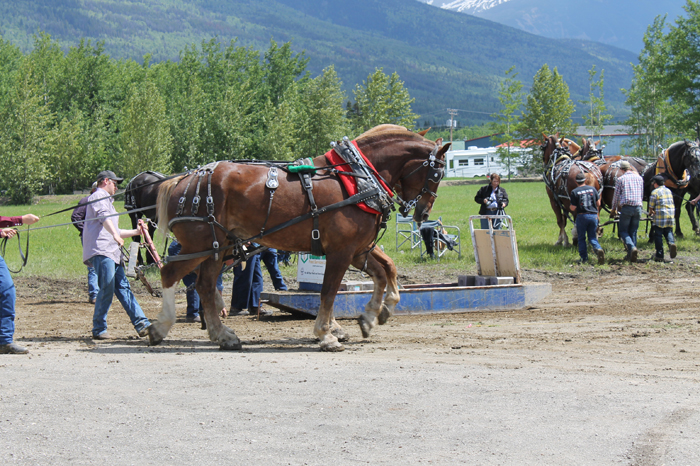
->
xmin=541 ymin=134 xmax=603 ymax=246
xmin=124 ymin=171 xmax=167 ymax=265
xmin=641 ymin=140 xmax=700 ymax=237
xmin=148 ymin=125 xmax=450 ymax=352
xmin=575 ymin=138 xmax=648 ymax=210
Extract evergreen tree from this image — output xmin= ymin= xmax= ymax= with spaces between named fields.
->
xmin=519 ymin=64 xmax=575 ymax=173
xmin=118 ymin=80 xmax=172 ymax=177
xmin=0 ymin=63 xmax=53 ymax=204
xmin=297 ymin=66 xmax=349 ymax=159
xmin=352 ymin=68 xmax=418 ymax=132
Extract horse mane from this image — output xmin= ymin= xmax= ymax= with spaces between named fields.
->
xmin=356 ymin=124 xmax=428 ymax=144
xmin=156 ymin=175 xmax=185 ymax=241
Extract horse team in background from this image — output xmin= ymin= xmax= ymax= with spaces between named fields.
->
xmin=541 ymin=133 xmax=700 ymax=248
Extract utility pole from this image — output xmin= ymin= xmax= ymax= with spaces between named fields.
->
xmin=447 ymin=108 xmax=458 ymax=144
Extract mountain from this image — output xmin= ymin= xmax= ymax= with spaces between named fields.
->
xmin=425 ymin=0 xmax=514 ymax=14
xmin=420 ymin=0 xmax=687 ymax=54
xmin=0 ymin=0 xmax=637 ymax=125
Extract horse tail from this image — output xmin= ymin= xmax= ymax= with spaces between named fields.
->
xmin=156 ymin=175 xmax=184 ymax=241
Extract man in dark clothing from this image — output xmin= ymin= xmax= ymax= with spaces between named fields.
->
xmin=474 ymin=173 xmax=509 ymax=229
xmin=71 ymin=182 xmax=99 ymax=303
xmin=569 ymin=171 xmax=605 ymax=265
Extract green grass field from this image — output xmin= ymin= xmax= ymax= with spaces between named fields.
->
xmin=3 ymin=181 xmax=700 ymax=279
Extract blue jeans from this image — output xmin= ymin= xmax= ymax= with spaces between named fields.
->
xmin=231 ymin=253 xmax=263 ymax=310
xmin=169 ymin=241 xmax=224 ymax=318
xmin=575 ymin=213 xmax=602 ymax=261
xmin=0 ymin=256 xmax=16 ymax=345
xmin=87 ymin=266 xmax=98 ymax=300
xmin=81 ymin=236 xmax=99 ymax=300
xmin=261 ymin=248 xmax=287 ymax=291
xmin=480 ymin=209 xmax=499 ymax=229
xmin=618 ymin=205 xmax=642 ymax=252
xmin=653 ymin=226 xmax=675 ymax=258
xmin=91 ymin=255 xmax=150 ymax=337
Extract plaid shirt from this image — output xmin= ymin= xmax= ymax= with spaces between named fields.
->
xmin=611 ymin=171 xmax=643 ymax=211
xmin=649 ymin=186 xmax=675 ymax=228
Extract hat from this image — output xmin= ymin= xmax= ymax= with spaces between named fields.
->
xmin=575 ymin=172 xmax=586 ymax=183
xmin=96 ymin=170 xmax=124 ymax=184
xmin=619 ymin=161 xmax=632 ymax=171
xmin=652 ymin=175 xmax=666 ymax=186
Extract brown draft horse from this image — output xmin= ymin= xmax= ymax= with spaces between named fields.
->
xmin=574 ymin=138 xmax=648 ymax=210
xmin=148 ymin=125 xmax=450 ymax=352
xmin=541 ymin=134 xmax=603 ymax=246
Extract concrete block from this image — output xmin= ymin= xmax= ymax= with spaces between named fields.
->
xmin=339 ymin=281 xmax=374 ymax=292
xmin=495 ymin=276 xmax=514 ymax=285
xmin=475 ymin=276 xmax=497 ymax=286
xmin=458 ymin=275 xmax=476 ymax=286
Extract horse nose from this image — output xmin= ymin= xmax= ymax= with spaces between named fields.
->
xmin=421 ymin=211 xmax=430 ymax=223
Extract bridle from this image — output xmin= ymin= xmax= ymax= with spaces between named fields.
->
xmin=393 ymin=144 xmax=445 ymax=216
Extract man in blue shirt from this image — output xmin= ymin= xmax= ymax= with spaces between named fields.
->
xmin=569 ymin=171 xmax=605 ymax=265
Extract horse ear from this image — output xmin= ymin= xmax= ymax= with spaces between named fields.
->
xmin=418 ymin=127 xmax=431 ymax=137
xmin=542 ymin=132 xmax=548 ymax=141
xmin=437 ymin=142 xmax=451 ymax=158
xmin=435 ymin=137 xmax=443 ymax=146
xmin=594 ymin=140 xmax=600 ymax=146
xmin=582 ymin=137 xmax=587 ymax=145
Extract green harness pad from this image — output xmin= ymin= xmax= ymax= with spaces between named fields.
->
xmin=288 ymin=164 xmax=317 ymax=174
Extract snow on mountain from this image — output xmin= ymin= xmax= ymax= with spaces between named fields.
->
xmin=423 ymin=0 xmax=513 ymax=14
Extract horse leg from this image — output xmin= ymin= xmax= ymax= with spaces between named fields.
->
xmin=148 ymin=257 xmax=207 ymax=346
xmin=674 ymin=194 xmax=684 ymax=238
xmin=197 ymin=259 xmax=241 ymax=350
xmin=353 ymin=248 xmax=400 ymax=338
xmin=686 ymin=195 xmax=700 ymax=234
xmin=314 ymin=250 xmax=354 ymax=352
xmin=549 ymin=196 xmax=569 ymax=246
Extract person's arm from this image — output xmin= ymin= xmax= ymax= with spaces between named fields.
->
xmin=474 ymin=185 xmax=488 ymax=205
xmin=690 ymin=193 xmax=700 ymax=206
xmin=500 ymin=188 xmax=509 ymax=208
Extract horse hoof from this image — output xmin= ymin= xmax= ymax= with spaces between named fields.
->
xmin=377 ymin=305 xmax=392 ymax=325
xmin=148 ymin=331 xmax=163 ymax=346
xmin=331 ymin=327 xmax=350 ymax=342
xmin=147 ymin=322 xmax=165 ymax=346
xmin=219 ymin=341 xmax=243 ymax=351
xmin=358 ymin=315 xmax=374 ymax=338
xmin=320 ymin=341 xmax=345 ymax=352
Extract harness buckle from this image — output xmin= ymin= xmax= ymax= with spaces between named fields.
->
xmin=311 ymin=229 xmax=320 ymax=240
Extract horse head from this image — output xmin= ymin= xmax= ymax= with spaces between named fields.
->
xmin=369 ymin=128 xmax=449 ymax=225
xmin=683 ymin=140 xmax=700 ymax=179
xmin=541 ymin=133 xmax=560 ymax=166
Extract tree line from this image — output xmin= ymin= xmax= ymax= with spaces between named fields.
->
xmin=0 ymin=33 xmax=417 ymax=204
xmin=491 ymin=0 xmax=700 ymax=176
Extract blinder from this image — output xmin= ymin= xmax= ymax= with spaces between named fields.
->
xmin=395 ymin=144 xmax=445 ymax=217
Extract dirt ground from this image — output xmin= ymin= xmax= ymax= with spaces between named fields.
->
xmin=2 ymin=259 xmax=700 ymax=464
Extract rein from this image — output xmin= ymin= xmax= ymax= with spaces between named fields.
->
xmin=42 ymin=170 xmax=189 ymax=218
xmin=0 ymin=228 xmax=29 ymax=273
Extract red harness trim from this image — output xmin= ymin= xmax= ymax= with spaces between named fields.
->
xmin=324 ymin=140 xmax=393 ymax=215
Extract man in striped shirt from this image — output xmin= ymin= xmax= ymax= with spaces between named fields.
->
xmin=611 ymin=161 xmax=644 ymax=262
xmin=648 ymin=175 xmax=677 ymax=262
